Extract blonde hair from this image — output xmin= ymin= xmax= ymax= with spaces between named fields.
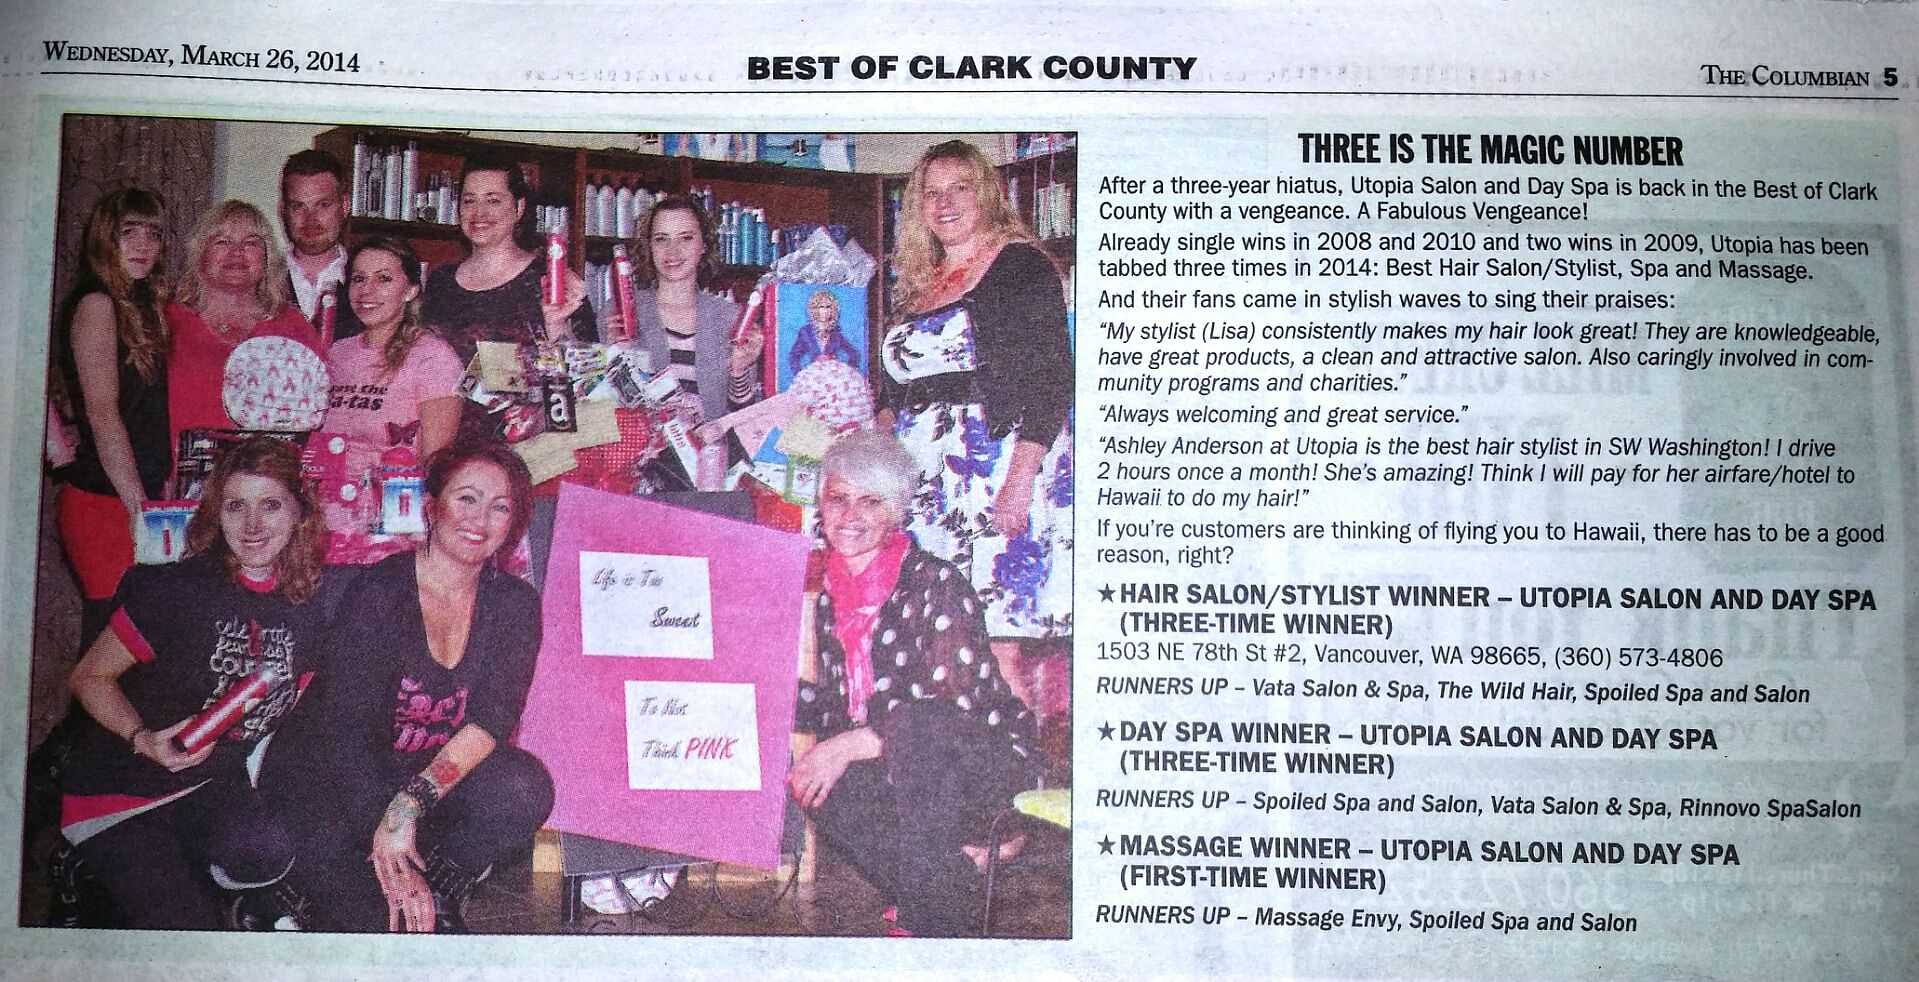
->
xmin=176 ymin=199 xmax=290 ymax=315
xmin=348 ymin=236 xmax=427 ymax=375
xmin=77 ymin=187 xmax=170 ymax=382
xmin=890 ymin=140 xmax=1034 ymax=317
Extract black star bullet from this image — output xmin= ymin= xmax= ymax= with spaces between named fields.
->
xmin=1099 ymin=584 xmax=1115 ymax=602
xmin=1098 ymin=721 xmax=1115 ymax=740
xmin=1099 ymin=836 xmax=1115 ymax=854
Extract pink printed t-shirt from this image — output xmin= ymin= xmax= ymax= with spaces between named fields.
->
xmin=319 ymin=332 xmax=465 ymax=561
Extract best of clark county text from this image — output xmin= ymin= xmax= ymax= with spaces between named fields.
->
xmin=748 ymin=54 xmax=1197 ymax=81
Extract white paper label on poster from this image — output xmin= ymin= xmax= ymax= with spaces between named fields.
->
xmin=623 ymin=680 xmax=762 ymax=791
xmin=579 ymin=551 xmax=714 ymax=659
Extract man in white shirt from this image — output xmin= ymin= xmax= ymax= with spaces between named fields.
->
xmin=280 ymin=149 xmax=362 ymax=342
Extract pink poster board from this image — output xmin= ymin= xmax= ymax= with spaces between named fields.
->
xmin=518 ymin=483 xmax=812 ymax=869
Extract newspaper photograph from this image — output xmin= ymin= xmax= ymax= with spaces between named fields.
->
xmin=1 ymin=1 xmax=1915 ymax=978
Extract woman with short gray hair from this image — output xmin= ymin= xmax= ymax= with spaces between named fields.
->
xmin=790 ymin=430 xmax=1039 ymax=936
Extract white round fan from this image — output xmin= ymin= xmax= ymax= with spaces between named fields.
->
xmin=222 ymin=336 xmax=330 ymax=431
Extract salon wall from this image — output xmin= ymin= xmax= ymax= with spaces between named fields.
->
xmin=209 ymin=121 xmax=328 ymax=223
xmin=209 ymin=121 xmax=1011 ymax=226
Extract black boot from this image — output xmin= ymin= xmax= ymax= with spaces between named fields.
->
xmin=225 ymin=879 xmax=322 ymax=931
xmin=422 ymin=848 xmax=488 ymax=934
xmin=48 ymin=843 xmax=120 ymax=928
xmin=25 ymin=711 xmax=85 ymax=859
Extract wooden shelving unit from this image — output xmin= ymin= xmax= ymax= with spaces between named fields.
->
xmin=312 ymin=127 xmax=887 ymax=338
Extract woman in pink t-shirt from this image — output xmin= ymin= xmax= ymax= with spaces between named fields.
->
xmin=319 ymin=237 xmax=465 ymax=565
xmin=165 ymin=200 xmax=323 ymax=446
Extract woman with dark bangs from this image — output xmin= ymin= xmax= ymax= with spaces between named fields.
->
xmin=421 ymin=155 xmax=595 ymax=366
xmin=612 ymin=193 xmax=758 ymax=422
xmin=57 ymin=437 xmax=328 ymax=930
xmin=55 ymin=187 xmax=175 ymax=644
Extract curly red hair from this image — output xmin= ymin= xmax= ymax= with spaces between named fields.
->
xmin=183 ymin=436 xmax=325 ymax=603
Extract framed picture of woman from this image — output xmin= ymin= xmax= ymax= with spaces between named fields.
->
xmin=768 ymin=283 xmax=867 ymax=396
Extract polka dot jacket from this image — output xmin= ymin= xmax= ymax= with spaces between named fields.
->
xmin=795 ymin=547 xmax=1037 ymax=764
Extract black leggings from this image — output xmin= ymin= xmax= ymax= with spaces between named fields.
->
xmin=810 ymin=701 xmax=1032 ymax=937
xmin=73 ymin=777 xmax=294 ymax=930
xmin=287 ymin=747 xmax=553 ymax=932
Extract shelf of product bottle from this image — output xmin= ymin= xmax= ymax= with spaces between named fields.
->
xmin=351 ymin=138 xmax=463 ymax=225
xmin=531 ymin=205 xmax=570 ymax=236
xmin=1004 ymin=175 xmax=1074 ymax=240
xmin=581 ymin=177 xmax=662 ymax=239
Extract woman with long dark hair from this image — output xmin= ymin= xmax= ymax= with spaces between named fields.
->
xmin=58 ymin=437 xmax=327 ymax=929
xmin=55 ymin=187 xmax=174 ymax=642
xmin=614 ymin=193 xmax=759 ymax=422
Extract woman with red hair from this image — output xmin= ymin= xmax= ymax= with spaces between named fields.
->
xmin=266 ymin=439 xmax=553 ymax=933
xmin=58 ymin=437 xmax=327 ymax=929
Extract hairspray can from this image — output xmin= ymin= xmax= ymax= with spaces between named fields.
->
xmin=611 ymin=245 xmax=638 ymax=342
xmin=351 ymin=135 xmax=368 ymax=216
xmin=172 ymin=663 xmax=286 ymax=754
xmin=544 ymin=231 xmax=567 ymax=307
xmin=318 ymin=292 xmax=338 ymax=348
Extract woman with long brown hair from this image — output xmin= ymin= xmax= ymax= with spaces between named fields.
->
xmin=613 ymin=192 xmax=759 ymax=422
xmin=319 ymin=236 xmax=465 ymax=564
xmin=55 ymin=187 xmax=174 ymax=643
xmin=57 ymin=437 xmax=328 ymax=930
xmin=881 ymin=140 xmax=1074 ymax=705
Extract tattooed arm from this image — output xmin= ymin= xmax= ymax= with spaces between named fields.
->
xmin=368 ymin=724 xmax=497 ymax=932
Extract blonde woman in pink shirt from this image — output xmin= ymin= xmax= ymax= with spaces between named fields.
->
xmin=319 ymin=236 xmax=464 ymax=565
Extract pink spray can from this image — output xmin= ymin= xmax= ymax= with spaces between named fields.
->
xmin=318 ymin=292 xmax=337 ymax=349
xmin=172 ymin=663 xmax=287 ymax=754
xmin=611 ymin=244 xmax=638 ymax=342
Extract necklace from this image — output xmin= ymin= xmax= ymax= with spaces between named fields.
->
xmin=930 ymin=251 xmax=985 ymax=299
xmin=202 ymin=303 xmax=260 ymax=344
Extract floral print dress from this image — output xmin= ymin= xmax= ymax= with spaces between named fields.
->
xmin=882 ymin=243 xmax=1073 ymax=639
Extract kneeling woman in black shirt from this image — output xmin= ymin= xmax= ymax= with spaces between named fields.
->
xmin=268 ymin=440 xmax=552 ymax=932
xmin=61 ymin=436 xmax=327 ymax=929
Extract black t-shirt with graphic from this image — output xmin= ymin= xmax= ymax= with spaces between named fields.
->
xmin=319 ymin=551 xmax=542 ymax=771
xmin=61 ymin=555 xmax=323 ymax=800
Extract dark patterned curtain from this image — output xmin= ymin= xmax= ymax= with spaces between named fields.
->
xmin=51 ymin=115 xmax=215 ymax=328
xmin=32 ymin=117 xmax=215 ymax=748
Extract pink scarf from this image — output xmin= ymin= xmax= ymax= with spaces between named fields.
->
xmin=824 ymin=531 xmax=910 ymax=724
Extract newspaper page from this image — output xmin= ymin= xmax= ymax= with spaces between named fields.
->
xmin=1 ymin=1 xmax=1915 ymax=978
